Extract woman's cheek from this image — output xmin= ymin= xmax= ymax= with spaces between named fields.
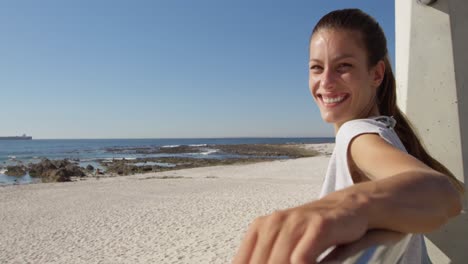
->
xmin=309 ymin=77 xmax=319 ymax=95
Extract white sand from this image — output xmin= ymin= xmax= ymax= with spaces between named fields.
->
xmin=0 ymin=144 xmax=333 ymax=264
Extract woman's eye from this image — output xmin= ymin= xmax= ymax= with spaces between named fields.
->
xmin=310 ymin=65 xmax=323 ymax=71
xmin=337 ymin=63 xmax=352 ymax=71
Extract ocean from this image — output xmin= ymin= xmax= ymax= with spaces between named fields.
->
xmin=0 ymin=137 xmax=334 ymax=185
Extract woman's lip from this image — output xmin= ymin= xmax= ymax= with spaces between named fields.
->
xmin=318 ymin=94 xmax=349 ymax=108
xmin=318 ymin=93 xmax=349 ymax=98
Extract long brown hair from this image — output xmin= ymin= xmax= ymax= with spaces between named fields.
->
xmin=311 ymin=9 xmax=464 ymax=193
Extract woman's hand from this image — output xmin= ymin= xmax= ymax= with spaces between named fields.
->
xmin=232 ymin=192 xmax=371 ymax=264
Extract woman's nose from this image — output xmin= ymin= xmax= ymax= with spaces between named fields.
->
xmin=320 ymin=69 xmax=337 ymax=90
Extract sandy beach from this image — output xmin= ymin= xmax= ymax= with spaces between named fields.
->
xmin=0 ymin=144 xmax=333 ymax=264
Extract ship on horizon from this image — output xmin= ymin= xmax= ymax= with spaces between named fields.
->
xmin=0 ymin=134 xmax=32 ymax=140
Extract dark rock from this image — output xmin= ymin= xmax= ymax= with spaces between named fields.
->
xmin=64 ymin=164 xmax=86 ymax=177
xmin=29 ymin=159 xmax=57 ymax=177
xmin=102 ymin=143 xmax=319 ymax=158
xmin=86 ymin=165 xmax=94 ymax=171
xmin=97 ymin=144 xmax=318 ymax=177
xmin=158 ymin=145 xmax=203 ymax=154
xmin=49 ymin=168 xmax=71 ymax=182
xmin=140 ymin=166 xmax=153 ymax=172
xmin=5 ymin=166 xmax=27 ymax=177
xmin=28 ymin=159 xmax=85 ymax=182
xmin=215 ymin=144 xmax=318 ymax=158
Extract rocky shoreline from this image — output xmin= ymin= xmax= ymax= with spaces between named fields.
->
xmin=2 ymin=144 xmax=322 ymax=183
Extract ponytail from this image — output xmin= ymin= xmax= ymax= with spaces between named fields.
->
xmin=378 ymin=57 xmax=465 ymax=194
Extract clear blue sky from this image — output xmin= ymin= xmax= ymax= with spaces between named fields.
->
xmin=0 ymin=0 xmax=395 ymax=139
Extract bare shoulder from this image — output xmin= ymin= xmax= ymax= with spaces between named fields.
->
xmin=348 ymin=133 xmax=433 ymax=181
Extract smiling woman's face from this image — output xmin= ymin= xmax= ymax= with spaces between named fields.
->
xmin=309 ymin=29 xmax=383 ymax=132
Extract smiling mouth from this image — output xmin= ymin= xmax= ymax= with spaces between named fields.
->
xmin=318 ymin=94 xmax=349 ymax=107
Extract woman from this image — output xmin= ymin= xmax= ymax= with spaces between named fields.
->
xmin=233 ymin=9 xmax=464 ymax=264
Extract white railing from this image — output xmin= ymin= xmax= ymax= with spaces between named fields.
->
xmin=320 ymin=231 xmax=414 ymax=263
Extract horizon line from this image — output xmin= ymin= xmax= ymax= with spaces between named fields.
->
xmin=28 ymin=136 xmax=336 ymax=140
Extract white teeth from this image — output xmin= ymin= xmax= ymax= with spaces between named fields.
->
xmin=322 ymin=95 xmax=346 ymax=104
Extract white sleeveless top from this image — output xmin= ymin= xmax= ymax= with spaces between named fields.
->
xmin=319 ymin=116 xmax=431 ymax=263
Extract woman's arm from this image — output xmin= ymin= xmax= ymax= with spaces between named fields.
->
xmin=347 ymin=133 xmax=462 ymax=233
xmin=232 ymin=134 xmax=462 ymax=264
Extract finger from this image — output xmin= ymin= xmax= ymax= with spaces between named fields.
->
xmin=249 ymin=226 xmax=281 ymax=264
xmin=319 ymin=229 xmax=405 ymax=263
xmin=232 ymin=228 xmax=259 ymax=264
xmin=267 ymin=216 xmax=307 ymax=263
xmin=290 ymin=222 xmax=337 ymax=264
xmin=289 ymin=226 xmax=323 ymax=264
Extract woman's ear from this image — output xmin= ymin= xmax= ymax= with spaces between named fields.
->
xmin=372 ymin=60 xmax=386 ymax=88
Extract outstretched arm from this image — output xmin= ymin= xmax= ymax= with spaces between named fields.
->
xmin=347 ymin=133 xmax=462 ymax=233
xmin=232 ymin=134 xmax=462 ymax=264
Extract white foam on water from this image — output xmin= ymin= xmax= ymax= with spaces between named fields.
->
xmin=80 ymin=158 xmax=96 ymax=162
xmin=200 ymin=149 xmax=218 ymax=155
xmin=161 ymin=145 xmax=180 ymax=148
xmin=189 ymin=144 xmax=207 ymax=147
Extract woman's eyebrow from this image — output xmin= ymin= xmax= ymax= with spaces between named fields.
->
xmin=333 ymin=54 xmax=355 ymax=61
xmin=309 ymin=54 xmax=355 ymax=63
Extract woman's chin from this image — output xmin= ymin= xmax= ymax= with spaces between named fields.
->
xmin=321 ymin=113 xmax=343 ymax=124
